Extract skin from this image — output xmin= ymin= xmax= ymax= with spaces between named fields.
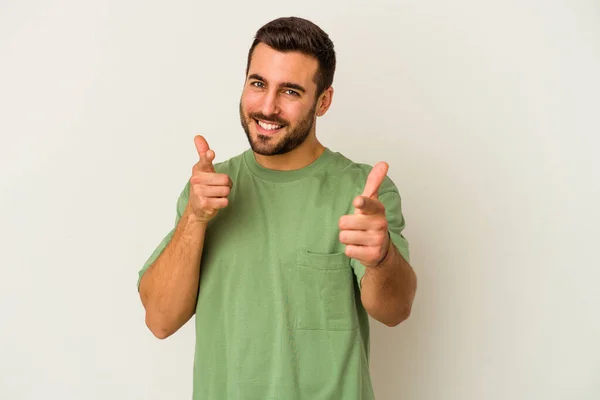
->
xmin=239 ymin=43 xmax=332 ymax=171
xmin=339 ymin=161 xmax=417 ymax=326
xmin=139 ymin=43 xmax=417 ymax=339
xmin=139 ymin=136 xmax=232 ymax=339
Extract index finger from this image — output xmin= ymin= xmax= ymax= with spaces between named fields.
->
xmin=194 ymin=135 xmax=210 ymax=156
xmin=194 ymin=135 xmax=215 ymax=173
xmin=361 ymin=162 xmax=389 ymax=198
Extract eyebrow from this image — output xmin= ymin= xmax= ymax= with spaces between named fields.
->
xmin=248 ymin=73 xmax=307 ymax=94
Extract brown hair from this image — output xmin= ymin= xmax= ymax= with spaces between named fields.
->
xmin=245 ymin=17 xmax=336 ymax=97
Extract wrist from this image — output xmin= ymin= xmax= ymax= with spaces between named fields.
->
xmin=183 ymin=205 xmax=210 ymax=228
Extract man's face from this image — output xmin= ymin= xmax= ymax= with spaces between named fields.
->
xmin=239 ymin=43 xmax=322 ymax=156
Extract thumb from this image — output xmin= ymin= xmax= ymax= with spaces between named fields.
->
xmin=361 ymin=162 xmax=389 ymax=199
xmin=194 ymin=135 xmax=215 ymax=172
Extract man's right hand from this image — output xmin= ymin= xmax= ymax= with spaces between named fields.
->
xmin=187 ymin=135 xmax=232 ymax=223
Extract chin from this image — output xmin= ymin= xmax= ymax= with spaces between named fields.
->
xmin=248 ymin=126 xmax=280 ymax=149
xmin=250 ymin=139 xmax=283 ymax=156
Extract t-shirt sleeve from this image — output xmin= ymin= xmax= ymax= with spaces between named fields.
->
xmin=136 ymin=182 xmax=191 ymax=291
xmin=350 ymin=181 xmax=410 ymax=289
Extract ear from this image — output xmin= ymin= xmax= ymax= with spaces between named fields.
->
xmin=316 ymin=86 xmax=334 ymax=117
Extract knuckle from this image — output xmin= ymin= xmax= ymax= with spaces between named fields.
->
xmin=190 ymin=175 xmax=200 ymax=185
xmin=191 ymin=171 xmax=207 ymax=185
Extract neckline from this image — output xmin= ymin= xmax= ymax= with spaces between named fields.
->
xmin=243 ymin=147 xmax=335 ymax=183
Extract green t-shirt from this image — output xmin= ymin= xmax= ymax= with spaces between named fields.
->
xmin=138 ymin=147 xmax=410 ymax=400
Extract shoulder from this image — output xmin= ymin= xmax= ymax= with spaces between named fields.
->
xmin=326 ymin=149 xmax=400 ymax=196
xmin=213 ymin=151 xmax=246 ymax=175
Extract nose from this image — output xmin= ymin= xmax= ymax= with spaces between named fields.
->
xmin=260 ymin=90 xmax=280 ymax=117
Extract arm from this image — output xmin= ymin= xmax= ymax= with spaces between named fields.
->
xmin=139 ymin=135 xmax=230 ymax=339
xmin=139 ymin=205 xmax=207 ymax=339
xmin=360 ymin=237 xmax=417 ymax=327
xmin=339 ymin=162 xmax=417 ymax=327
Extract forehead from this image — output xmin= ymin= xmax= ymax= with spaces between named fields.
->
xmin=248 ymin=43 xmax=319 ymax=90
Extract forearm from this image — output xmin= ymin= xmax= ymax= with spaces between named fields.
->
xmin=140 ymin=206 xmax=207 ymax=338
xmin=360 ymin=241 xmax=417 ymax=327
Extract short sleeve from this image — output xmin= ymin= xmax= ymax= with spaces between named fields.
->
xmin=136 ymin=182 xmax=191 ymax=291
xmin=350 ymin=183 xmax=410 ymax=289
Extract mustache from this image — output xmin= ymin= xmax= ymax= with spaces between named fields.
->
xmin=249 ymin=112 xmax=288 ymax=126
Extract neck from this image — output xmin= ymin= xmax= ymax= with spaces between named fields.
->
xmin=254 ymin=136 xmax=325 ymax=171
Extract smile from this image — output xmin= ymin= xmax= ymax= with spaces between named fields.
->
xmin=256 ymin=119 xmax=283 ymax=130
xmin=255 ymin=119 xmax=285 ymax=134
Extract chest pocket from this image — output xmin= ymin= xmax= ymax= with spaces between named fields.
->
xmin=296 ymin=249 xmax=359 ymax=331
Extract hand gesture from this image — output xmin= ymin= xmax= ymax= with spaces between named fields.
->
xmin=339 ymin=162 xmax=391 ymax=268
xmin=187 ymin=135 xmax=232 ymax=223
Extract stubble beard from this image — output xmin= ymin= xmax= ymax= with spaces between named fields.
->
xmin=239 ymin=101 xmax=317 ymax=156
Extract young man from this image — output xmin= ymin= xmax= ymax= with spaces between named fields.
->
xmin=137 ymin=16 xmax=417 ymax=400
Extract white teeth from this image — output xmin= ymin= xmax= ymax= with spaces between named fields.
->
xmin=257 ymin=120 xmax=282 ymax=130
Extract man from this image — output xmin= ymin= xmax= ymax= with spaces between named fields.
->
xmin=137 ymin=16 xmax=417 ymax=400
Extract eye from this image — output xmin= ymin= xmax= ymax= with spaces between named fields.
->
xmin=251 ymin=81 xmax=265 ymax=88
xmin=284 ymin=89 xmax=300 ymax=97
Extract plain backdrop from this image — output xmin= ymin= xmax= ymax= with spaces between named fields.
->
xmin=1 ymin=0 xmax=599 ymax=399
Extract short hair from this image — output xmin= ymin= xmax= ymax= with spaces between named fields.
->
xmin=246 ymin=17 xmax=336 ymax=97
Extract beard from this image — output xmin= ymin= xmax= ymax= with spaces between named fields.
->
xmin=239 ymin=101 xmax=316 ymax=156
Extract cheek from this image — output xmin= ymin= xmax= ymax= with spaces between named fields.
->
xmin=241 ymin=92 xmax=261 ymax=114
xmin=279 ymin=103 xmax=305 ymax=124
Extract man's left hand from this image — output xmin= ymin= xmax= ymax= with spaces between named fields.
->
xmin=339 ymin=162 xmax=391 ymax=268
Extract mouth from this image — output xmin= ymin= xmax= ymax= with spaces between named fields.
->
xmin=254 ymin=119 xmax=285 ymax=135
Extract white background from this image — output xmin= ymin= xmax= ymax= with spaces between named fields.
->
xmin=1 ymin=1 xmax=599 ymax=399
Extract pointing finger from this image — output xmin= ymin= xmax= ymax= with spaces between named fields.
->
xmin=194 ymin=135 xmax=215 ymax=173
xmin=361 ymin=162 xmax=388 ymax=199
xmin=194 ymin=135 xmax=210 ymax=156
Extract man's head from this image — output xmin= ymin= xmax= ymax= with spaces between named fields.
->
xmin=239 ymin=17 xmax=336 ymax=156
